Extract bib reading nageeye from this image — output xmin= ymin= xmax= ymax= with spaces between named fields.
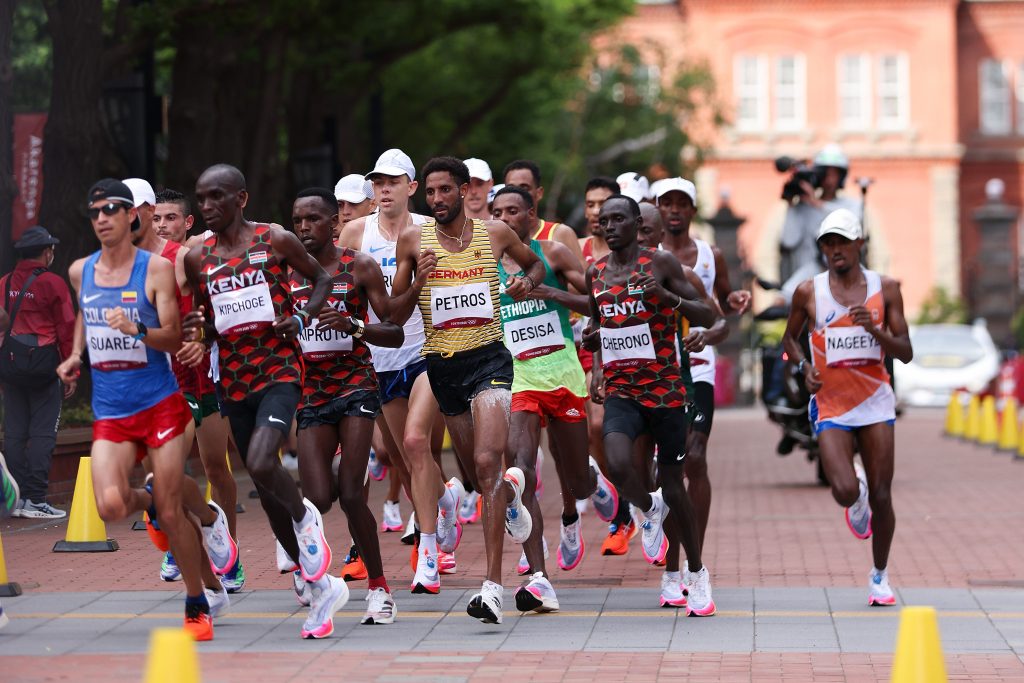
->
xmin=600 ymin=324 xmax=656 ymax=368
xmin=430 ymin=282 xmax=493 ymax=329
xmin=211 ymin=283 xmax=276 ymax=336
xmin=824 ymin=326 xmax=882 ymax=368
xmin=503 ymin=310 xmax=565 ymax=360
xmin=86 ymin=325 xmax=147 ymax=371
xmin=297 ymin=319 xmax=353 ymax=360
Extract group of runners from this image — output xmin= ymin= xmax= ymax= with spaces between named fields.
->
xmin=2 ymin=148 xmax=911 ymax=641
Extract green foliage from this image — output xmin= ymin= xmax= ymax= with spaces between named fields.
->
xmin=915 ymin=287 xmax=968 ymax=325
xmin=1012 ymin=308 xmax=1024 ymax=351
xmin=11 ymin=0 xmax=51 ymax=111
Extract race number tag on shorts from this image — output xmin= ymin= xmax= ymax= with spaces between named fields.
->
xmin=600 ymin=324 xmax=655 ymax=368
xmin=87 ymin=325 xmax=147 ymax=371
xmin=503 ymin=310 xmax=565 ymax=360
xmin=298 ymin=319 xmax=353 ymax=360
xmin=824 ymin=326 xmax=882 ymax=368
xmin=211 ymin=283 xmax=275 ymax=336
xmin=431 ymin=282 xmax=493 ymax=329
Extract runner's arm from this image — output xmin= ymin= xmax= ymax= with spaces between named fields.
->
xmin=337 ymin=216 xmax=368 ymax=251
xmin=682 ymin=267 xmax=728 ymax=350
xmin=535 ymin=241 xmax=589 ymax=315
xmin=782 ymin=280 xmax=821 ymax=393
xmin=174 ymin=243 xmax=191 ymax=296
xmin=850 ymin=277 xmax=912 ymax=364
xmin=56 ymin=260 xmax=87 ymax=384
xmin=550 ymin=223 xmax=585 ymax=264
xmin=182 ymin=247 xmax=217 ymax=344
xmin=137 ymin=255 xmax=183 ymax=353
xmin=651 ymin=251 xmax=714 ymax=327
xmin=389 ymin=226 xmax=432 ymax=325
xmin=330 ymin=253 xmax=404 ymax=348
xmin=272 ymin=226 xmax=331 ymax=317
xmin=584 ymin=265 xmax=605 ymax=403
xmin=490 ymin=220 xmax=544 ymax=302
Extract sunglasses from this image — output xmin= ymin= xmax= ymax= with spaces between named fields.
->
xmin=87 ymin=202 xmax=132 ymax=220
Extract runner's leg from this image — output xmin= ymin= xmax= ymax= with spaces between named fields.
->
xmin=856 ymin=422 xmax=896 ymax=570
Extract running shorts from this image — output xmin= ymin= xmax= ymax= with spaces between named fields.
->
xmin=512 ymin=388 xmax=586 ymax=426
xmin=92 ymin=392 xmax=192 ymax=459
xmin=221 ymin=382 xmax=301 ymax=465
xmin=689 ymin=381 xmax=715 ymax=437
xmin=377 ymin=358 xmax=428 ymax=405
xmin=183 ymin=391 xmax=220 ymax=427
xmin=426 ymin=341 xmax=514 ymax=416
xmin=602 ymin=395 xmax=689 ymax=466
xmin=297 ymin=389 xmax=382 ymax=429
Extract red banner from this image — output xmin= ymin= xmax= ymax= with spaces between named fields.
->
xmin=12 ymin=113 xmax=47 ymax=241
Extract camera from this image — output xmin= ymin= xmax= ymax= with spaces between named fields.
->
xmin=774 ymin=156 xmax=819 ymax=202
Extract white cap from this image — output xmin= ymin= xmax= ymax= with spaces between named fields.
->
xmin=487 ymin=183 xmax=505 ymax=205
xmin=651 ymin=177 xmax=697 ymax=206
xmin=335 ymin=174 xmax=374 ymax=203
xmin=123 ymin=177 xmax=156 ymax=207
xmin=616 ymin=172 xmax=651 ymax=202
xmin=817 ymin=208 xmax=862 ymax=241
xmin=464 ymin=158 xmax=493 ymax=182
xmin=366 ymin=148 xmax=415 ymax=181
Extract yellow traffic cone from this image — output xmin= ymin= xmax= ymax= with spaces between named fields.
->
xmin=963 ymin=394 xmax=981 ymax=442
xmin=997 ymin=397 xmax=1020 ymax=451
xmin=0 ymin=532 xmax=22 ymax=597
xmin=979 ymin=395 xmax=998 ymax=446
xmin=53 ymin=457 xmax=118 ymax=552
xmin=944 ymin=391 xmax=964 ymax=437
xmin=144 ymin=628 xmax=201 ymax=683
xmin=1016 ymin=417 xmax=1024 ymax=460
xmin=891 ymin=606 xmax=948 ymax=682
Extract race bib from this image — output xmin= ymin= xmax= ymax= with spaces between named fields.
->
xmin=431 ymin=282 xmax=493 ymax=329
xmin=87 ymin=325 xmax=147 ymax=371
xmin=211 ymin=283 xmax=275 ymax=336
xmin=503 ymin=311 xmax=565 ymax=360
xmin=824 ymin=326 xmax=882 ymax=368
xmin=298 ymin=318 xmax=353 ymax=360
xmin=600 ymin=324 xmax=655 ymax=368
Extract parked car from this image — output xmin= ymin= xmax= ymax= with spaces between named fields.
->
xmin=894 ymin=321 xmax=1001 ymax=407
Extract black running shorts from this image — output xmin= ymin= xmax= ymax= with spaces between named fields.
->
xmin=602 ymin=395 xmax=689 ymax=466
xmin=426 ymin=341 xmax=514 ymax=416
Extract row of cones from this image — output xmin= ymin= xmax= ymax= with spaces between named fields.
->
xmin=945 ymin=391 xmax=1024 ymax=455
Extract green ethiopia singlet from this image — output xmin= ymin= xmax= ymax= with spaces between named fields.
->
xmin=497 ymin=241 xmax=587 ymax=396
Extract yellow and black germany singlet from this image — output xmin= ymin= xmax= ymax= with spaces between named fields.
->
xmin=417 ymin=218 xmax=503 ymax=357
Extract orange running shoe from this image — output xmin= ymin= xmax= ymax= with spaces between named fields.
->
xmin=410 ymin=542 xmax=418 ymax=572
xmin=183 ymin=605 xmax=214 ymax=641
xmin=626 ymin=518 xmax=639 ymax=541
xmin=341 ymin=545 xmax=367 ymax=582
xmin=143 ymin=510 xmax=169 ymax=552
xmin=601 ymin=524 xmax=631 ymax=556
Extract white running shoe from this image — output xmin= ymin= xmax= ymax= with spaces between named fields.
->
xmin=558 ymin=518 xmax=584 ymax=571
xmin=361 ymin=587 xmax=397 ymax=625
xmin=467 ymin=580 xmax=504 ymax=624
xmin=845 ymin=462 xmax=872 ymax=540
xmin=659 ymin=571 xmax=686 ymax=608
xmin=410 ymin=547 xmax=440 ymax=594
xmin=686 ymin=565 xmax=716 ymax=617
xmin=201 ymin=502 xmax=238 ymax=575
xmin=868 ymin=568 xmax=896 ymax=606
xmin=293 ymin=570 xmax=312 ymax=606
xmin=515 ymin=572 xmax=559 ymax=613
xmin=16 ymin=499 xmax=66 ymax=519
xmin=517 ymin=537 xmax=549 ymax=576
xmin=381 ymin=499 xmax=403 ymax=532
xmin=575 ymin=498 xmax=589 ymax=516
xmin=294 ymin=498 xmax=332 ymax=582
xmin=458 ymin=490 xmax=481 ymax=524
xmin=640 ymin=489 xmax=669 ymax=565
xmin=401 ymin=512 xmax=416 ymax=545
xmin=281 ymin=452 xmax=299 ymax=472
xmin=436 ymin=478 xmax=465 ymax=553
xmin=588 ymin=456 xmax=618 ymax=522
xmin=301 ymin=575 xmax=349 ymax=639
xmin=276 ymin=538 xmax=298 ymax=573
xmin=503 ymin=467 xmax=533 ymax=543
xmin=205 ymin=585 xmax=231 ymax=619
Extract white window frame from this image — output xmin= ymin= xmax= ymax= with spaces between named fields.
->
xmin=734 ymin=54 xmax=769 ymax=132
xmin=837 ymin=53 xmax=871 ymax=130
xmin=980 ymin=58 xmax=1012 ymax=135
xmin=774 ymin=54 xmax=806 ymax=131
xmin=876 ymin=53 xmax=909 ymax=130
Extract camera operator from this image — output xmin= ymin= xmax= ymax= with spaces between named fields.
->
xmin=779 ymin=145 xmax=861 ymax=285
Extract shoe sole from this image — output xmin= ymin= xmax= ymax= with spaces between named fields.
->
xmin=686 ymin=602 xmax=716 ymax=617
xmin=205 ymin=505 xmax=239 ymax=574
xmin=845 ymin=508 xmax=873 ymax=540
xmin=381 ymin=524 xmax=403 ymax=532
xmin=467 ymin=597 xmax=502 ymax=624
xmin=400 ymin=535 xmax=415 ymax=545
xmin=16 ymin=510 xmax=66 ymax=520
xmin=515 ymin=587 xmax=559 ymax=613
xmin=558 ymin=539 xmax=585 ymax=571
xmin=361 ymin=611 xmax=396 ymax=625
xmin=591 ymin=477 xmax=619 ymax=523
xmin=869 ymin=596 xmax=896 ymax=606
xmin=642 ymin=535 xmax=669 ymax=565
xmin=298 ymin=503 xmax=332 ymax=583
xmin=341 ymin=573 xmax=368 ymax=582
xmin=410 ymin=582 xmax=440 ymax=595
xmin=302 ymin=583 xmax=349 ymax=639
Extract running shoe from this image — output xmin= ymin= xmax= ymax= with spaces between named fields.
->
xmin=409 ymin=542 xmax=418 ymax=572
xmin=515 ymin=572 xmax=559 ymax=613
xmin=294 ymin=498 xmax=332 ymax=582
xmin=361 ymin=587 xmax=397 ymax=625
xmin=293 ymin=570 xmax=311 ymax=607
xmin=341 ymin=545 xmax=368 ymax=582
xmin=601 ymin=523 xmax=631 ymax=556
xmin=868 ymin=568 xmax=896 ymax=606
xmin=381 ymin=499 xmax=403 ymax=532
xmin=588 ymin=456 xmax=618 ymax=522
xmin=367 ymin=449 xmax=387 ymax=481
xmin=143 ymin=510 xmax=169 ymax=552
xmin=302 ymin=575 xmax=349 ymax=639
xmin=0 ymin=452 xmax=21 ymax=519
xmin=183 ymin=603 xmax=214 ymax=641
xmin=16 ymin=499 xmax=66 ymax=519
xmin=401 ymin=512 xmax=416 ymax=545
xmin=438 ymin=550 xmax=457 ymax=575
xmin=575 ymin=498 xmax=589 ymax=516
xmin=640 ymin=489 xmax=669 ymax=565
xmin=659 ymin=572 xmax=687 ymax=608
xmin=160 ymin=552 xmax=182 ymax=582
xmin=0 ymin=603 xmax=8 ymax=631
xmin=845 ymin=462 xmax=873 ymax=540
xmin=205 ymin=585 xmax=231 ymax=619
xmin=436 ymin=478 xmax=465 ymax=553
xmin=503 ymin=467 xmax=532 ymax=543
xmin=558 ymin=518 xmax=585 ymax=571
xmin=517 ymin=537 xmax=549 ymax=576
xmin=221 ymin=559 xmax=246 ymax=593
xmin=410 ymin=546 xmax=440 ymax=594
xmin=685 ymin=565 xmax=716 ymax=617
xmin=201 ymin=501 xmax=238 ymax=575
xmin=467 ymin=580 xmax=503 ymax=624
xmin=281 ymin=451 xmax=299 ymax=472
xmin=458 ymin=490 xmax=482 ymax=524
xmin=276 ymin=538 xmax=299 ymax=573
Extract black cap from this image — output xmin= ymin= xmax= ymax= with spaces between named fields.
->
xmin=87 ymin=178 xmax=140 ymax=231
xmin=13 ymin=225 xmax=60 ymax=251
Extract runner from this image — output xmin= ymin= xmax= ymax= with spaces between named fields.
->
xmin=288 ymin=187 xmax=404 ymax=624
xmin=582 ymin=194 xmax=717 ymax=617
xmin=57 ymin=178 xmax=235 ymax=640
xmin=782 ymin=208 xmax=912 ymax=606
xmin=334 ymin=174 xmax=376 ymax=237
xmin=652 ymin=177 xmax=751 ymax=554
xmin=182 ymin=164 xmax=347 ymax=639
xmin=391 ymin=156 xmax=547 ymax=623
xmin=463 ymin=158 xmax=494 ymax=221
xmin=153 ymin=188 xmax=194 ymax=243
xmin=491 ymin=186 xmax=618 ymax=612
xmin=503 ymin=160 xmax=584 ymax=262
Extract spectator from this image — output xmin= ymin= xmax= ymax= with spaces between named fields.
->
xmin=0 ymin=226 xmax=76 ymax=519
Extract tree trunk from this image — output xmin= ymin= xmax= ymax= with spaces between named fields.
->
xmin=0 ymin=0 xmax=15 ymax=274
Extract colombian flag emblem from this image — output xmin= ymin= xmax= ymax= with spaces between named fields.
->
xmin=121 ymin=291 xmax=138 ymax=303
